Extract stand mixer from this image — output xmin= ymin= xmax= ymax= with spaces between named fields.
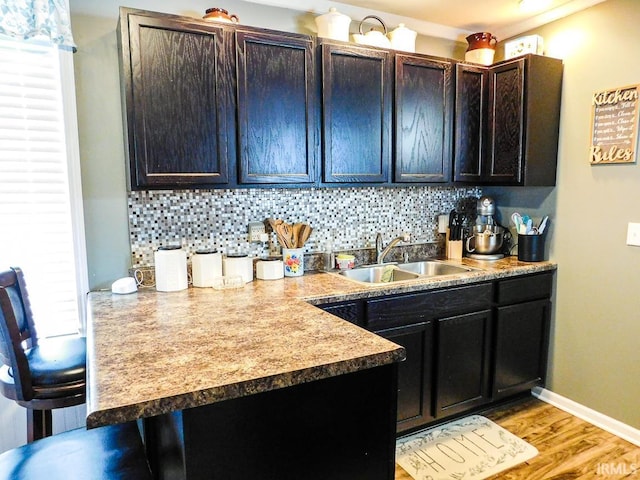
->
xmin=466 ymin=196 xmax=509 ymax=260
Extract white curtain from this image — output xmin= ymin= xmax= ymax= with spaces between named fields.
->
xmin=0 ymin=0 xmax=75 ymax=50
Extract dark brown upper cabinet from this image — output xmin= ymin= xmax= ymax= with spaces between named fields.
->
xmin=235 ymin=29 xmax=317 ymax=185
xmin=454 ymin=54 xmax=563 ymax=186
xmin=453 ymin=64 xmax=488 ymax=183
xmin=118 ymin=8 xmax=562 ymax=190
xmin=320 ymin=43 xmax=392 ymax=184
xmin=394 ymin=54 xmax=453 ymax=183
xmin=118 ymin=9 xmax=317 ymax=189
xmin=118 ymin=9 xmax=233 ymax=189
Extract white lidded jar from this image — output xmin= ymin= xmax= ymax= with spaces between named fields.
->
xmin=256 ymin=258 xmax=284 ymax=280
xmin=315 ymin=7 xmax=351 ymax=42
xmin=191 ymin=249 xmax=222 ymax=287
xmin=388 ymin=23 xmax=417 ymax=53
xmin=223 ymin=253 xmax=254 ymax=283
xmin=155 ymin=246 xmax=188 ymax=292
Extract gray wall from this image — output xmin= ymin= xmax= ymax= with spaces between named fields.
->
xmin=491 ymin=0 xmax=640 ymax=428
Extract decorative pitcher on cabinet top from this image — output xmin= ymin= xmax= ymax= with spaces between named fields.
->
xmin=203 ymin=7 xmax=239 ymax=23
xmin=465 ymin=32 xmax=497 ymax=65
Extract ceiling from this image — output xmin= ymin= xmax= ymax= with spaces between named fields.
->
xmin=245 ymin=0 xmax=606 ymax=41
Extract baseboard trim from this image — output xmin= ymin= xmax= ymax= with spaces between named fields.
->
xmin=532 ymin=387 xmax=640 ymax=447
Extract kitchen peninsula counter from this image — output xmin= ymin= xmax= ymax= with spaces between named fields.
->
xmin=85 ymin=255 xmax=555 ymax=480
xmin=86 ymin=255 xmax=554 ymax=426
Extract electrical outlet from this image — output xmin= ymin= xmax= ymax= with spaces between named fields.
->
xmin=626 ymin=222 xmax=640 ymax=247
xmin=248 ymin=221 xmax=266 ymax=243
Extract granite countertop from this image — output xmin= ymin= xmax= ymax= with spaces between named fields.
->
xmin=85 ymin=255 xmax=556 ymax=428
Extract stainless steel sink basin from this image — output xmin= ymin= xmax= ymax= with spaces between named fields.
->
xmin=334 ymin=260 xmax=476 ymax=285
xmin=397 ymin=261 xmax=473 ymax=276
xmin=338 ymin=265 xmax=420 ymax=284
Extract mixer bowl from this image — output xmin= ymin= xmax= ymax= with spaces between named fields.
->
xmin=466 ymin=225 xmax=505 ymax=254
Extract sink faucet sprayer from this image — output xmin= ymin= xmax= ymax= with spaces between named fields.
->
xmin=376 ymin=232 xmax=411 ymax=264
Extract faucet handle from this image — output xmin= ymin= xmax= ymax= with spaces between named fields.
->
xmin=402 ymin=232 xmax=411 ymax=242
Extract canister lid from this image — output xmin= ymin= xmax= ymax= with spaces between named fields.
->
xmin=195 ymin=248 xmax=218 ymax=254
xmin=260 ymin=256 xmax=281 ymax=261
xmin=226 ymin=253 xmax=248 ymax=258
xmin=158 ymin=245 xmax=181 ymax=251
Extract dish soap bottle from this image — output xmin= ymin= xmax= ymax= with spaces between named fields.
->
xmin=323 ymin=240 xmax=335 ymax=271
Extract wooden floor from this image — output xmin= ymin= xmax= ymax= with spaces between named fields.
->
xmin=395 ymin=397 xmax=640 ymax=479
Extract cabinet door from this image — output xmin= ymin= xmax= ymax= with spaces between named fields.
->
xmin=377 ymin=322 xmax=434 ymax=432
xmin=321 ymin=44 xmax=392 ymax=183
xmin=493 ymin=299 xmax=551 ymax=399
xmin=453 ymin=64 xmax=488 ymax=183
xmin=395 ymin=55 xmax=453 ymax=183
xmin=122 ymin=14 xmax=231 ymax=188
xmin=236 ymin=30 xmax=316 ymax=184
xmin=436 ymin=310 xmax=492 ymax=419
xmin=485 ymin=58 xmax=525 ymax=184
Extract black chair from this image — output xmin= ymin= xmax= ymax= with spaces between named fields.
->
xmin=0 ymin=421 xmax=152 ymax=479
xmin=0 ymin=267 xmax=86 ymax=442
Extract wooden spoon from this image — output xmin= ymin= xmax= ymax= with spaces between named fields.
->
xmin=276 ymin=223 xmax=293 ymax=249
xmin=266 ymin=217 xmax=278 ymax=232
xmin=292 ymin=223 xmax=303 ymax=248
xmin=298 ymin=224 xmax=313 ymax=247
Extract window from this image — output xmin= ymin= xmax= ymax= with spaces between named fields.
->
xmin=0 ymin=36 xmax=87 ymax=338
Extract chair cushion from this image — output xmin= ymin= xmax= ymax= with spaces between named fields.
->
xmin=26 ymin=336 xmax=86 ymax=387
xmin=0 ymin=422 xmax=152 ymax=480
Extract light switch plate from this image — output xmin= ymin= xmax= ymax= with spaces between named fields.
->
xmin=626 ymin=222 xmax=640 ymax=246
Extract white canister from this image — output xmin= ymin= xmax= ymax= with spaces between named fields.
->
xmin=155 ymin=246 xmax=188 ymax=292
xmin=315 ymin=8 xmax=351 ymax=42
xmin=388 ymin=23 xmax=417 ymax=53
xmin=256 ymin=259 xmax=284 ymax=280
xmin=223 ymin=254 xmax=254 ymax=283
xmin=191 ymin=249 xmax=223 ymax=287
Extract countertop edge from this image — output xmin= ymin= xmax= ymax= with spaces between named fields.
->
xmin=87 ymin=348 xmax=405 ymax=428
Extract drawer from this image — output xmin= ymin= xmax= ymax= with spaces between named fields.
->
xmin=366 ymin=283 xmax=493 ymax=331
xmin=496 ymin=272 xmax=554 ymax=305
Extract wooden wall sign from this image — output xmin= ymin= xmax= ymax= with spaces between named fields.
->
xmin=590 ymin=84 xmax=639 ymax=165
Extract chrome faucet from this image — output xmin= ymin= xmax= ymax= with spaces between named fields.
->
xmin=376 ymin=232 xmax=411 ymax=264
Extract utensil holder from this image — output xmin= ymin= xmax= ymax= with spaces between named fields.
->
xmin=447 ymin=241 xmax=463 ymax=260
xmin=283 ymin=248 xmax=304 ymax=277
xmin=518 ymin=234 xmax=545 ymax=262
xmin=445 ymin=228 xmax=463 ymax=260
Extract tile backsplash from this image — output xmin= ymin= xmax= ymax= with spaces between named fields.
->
xmin=128 ymin=185 xmax=482 ymax=267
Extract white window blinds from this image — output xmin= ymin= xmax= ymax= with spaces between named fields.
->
xmin=0 ymin=36 xmax=86 ymax=338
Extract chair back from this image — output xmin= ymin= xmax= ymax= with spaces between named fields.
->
xmin=0 ymin=267 xmax=38 ymax=400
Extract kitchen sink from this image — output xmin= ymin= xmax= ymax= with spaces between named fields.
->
xmin=396 ymin=261 xmax=474 ymax=276
xmin=335 ymin=260 xmax=475 ymax=285
xmin=338 ymin=265 xmax=420 ymax=284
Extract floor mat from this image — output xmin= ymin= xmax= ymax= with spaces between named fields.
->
xmin=396 ymin=414 xmax=538 ymax=479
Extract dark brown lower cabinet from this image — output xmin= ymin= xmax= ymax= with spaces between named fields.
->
xmin=377 ymin=322 xmax=434 ymax=432
xmin=493 ymin=298 xmax=551 ymax=399
xmin=435 ymin=310 xmax=492 ymax=418
xmin=319 ymin=271 xmax=554 ymax=434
